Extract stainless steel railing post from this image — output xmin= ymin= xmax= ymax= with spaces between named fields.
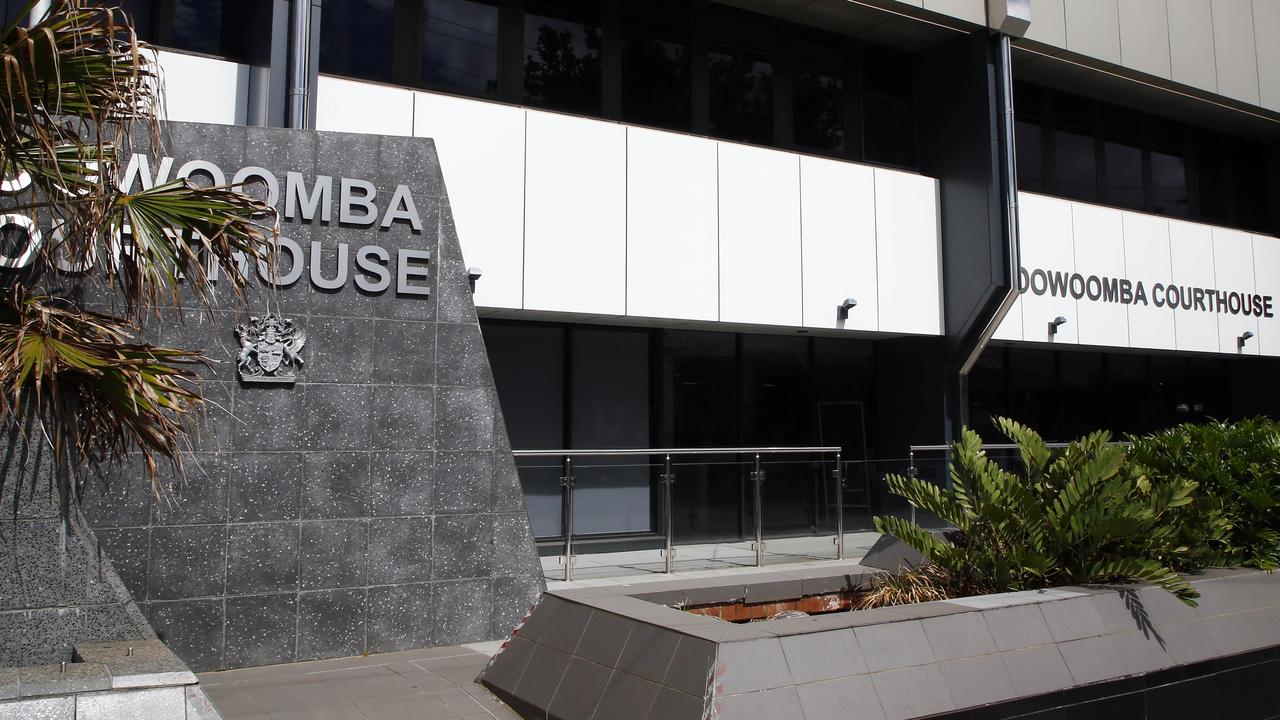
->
xmin=662 ymin=454 xmax=675 ymax=574
xmin=907 ymin=448 xmax=917 ymax=525
xmin=561 ymin=455 xmax=575 ymax=582
xmin=752 ymin=453 xmax=764 ymax=567
xmin=834 ymin=452 xmax=844 ymax=560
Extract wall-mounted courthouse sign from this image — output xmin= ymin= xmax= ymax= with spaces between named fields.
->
xmin=1018 ymin=266 xmax=1276 ymax=318
xmin=0 ymin=151 xmax=435 ymax=297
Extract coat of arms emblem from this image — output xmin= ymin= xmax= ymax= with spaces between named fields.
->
xmin=235 ymin=314 xmax=306 ymax=383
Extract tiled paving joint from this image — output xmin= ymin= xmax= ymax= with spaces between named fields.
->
xmin=477 ymin=564 xmax=1280 ymax=720
xmin=0 ymin=639 xmax=222 ymax=719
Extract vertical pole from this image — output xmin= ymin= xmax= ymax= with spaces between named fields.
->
xmin=907 ymin=448 xmax=917 ymax=525
xmin=662 ymin=454 xmax=674 ymax=574
xmin=561 ymin=455 xmax=574 ymax=582
xmin=753 ymin=454 xmax=764 ymax=567
xmin=834 ymin=452 xmax=844 ymax=560
xmin=287 ymin=0 xmax=311 ymax=129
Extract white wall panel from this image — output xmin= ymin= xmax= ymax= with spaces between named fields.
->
xmin=1072 ymin=204 xmax=1130 ymax=347
xmin=1118 ymin=0 xmax=1172 ymax=79
xmin=1167 ymin=0 xmax=1219 ymax=94
xmin=718 ymin=143 xmax=802 ymax=326
xmin=522 ymin=112 xmax=626 ymax=315
xmin=800 ymin=157 xmax=877 ymax=331
xmin=1063 ymin=0 xmax=1122 ymax=65
xmin=1254 ymin=0 xmax=1280 ymax=113
xmin=1253 ymin=236 xmax=1280 ymax=357
xmin=875 ymin=169 xmax=942 ymax=335
xmin=993 ymin=296 xmax=1025 ymax=341
xmin=1210 ymin=0 xmax=1260 ymax=105
xmin=626 ymin=128 xmax=719 ymax=322
xmin=1017 ymin=193 xmax=1078 ymax=344
xmin=155 ymin=50 xmax=247 ymax=126
xmin=1025 ymin=0 xmax=1068 ymax=47
xmin=1212 ymin=228 xmax=1259 ymax=354
xmin=413 ymin=92 xmax=525 ymax=309
xmin=315 ymin=76 xmax=414 ymax=137
xmin=1168 ymin=220 xmax=1220 ymax=353
xmin=922 ymin=0 xmax=986 ymax=25
xmin=1121 ymin=212 xmax=1176 ymax=350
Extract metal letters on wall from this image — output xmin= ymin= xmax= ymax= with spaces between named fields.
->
xmin=236 ymin=313 xmax=306 ymax=383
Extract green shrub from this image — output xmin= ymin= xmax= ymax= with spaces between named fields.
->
xmin=875 ymin=418 xmax=1200 ymax=605
xmin=1128 ymin=418 xmax=1280 ymax=570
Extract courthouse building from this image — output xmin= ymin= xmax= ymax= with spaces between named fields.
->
xmin=14 ymin=0 xmax=1278 ymax=671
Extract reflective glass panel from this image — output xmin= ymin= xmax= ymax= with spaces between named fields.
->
xmin=320 ymin=0 xmax=395 ymax=82
xmin=1016 ymin=120 xmax=1046 ymax=192
xmin=622 ymin=29 xmax=690 ymax=130
xmin=1151 ymin=150 xmax=1188 ymax=217
xmin=523 ymin=1 xmax=601 ymax=115
xmin=794 ymin=65 xmax=845 ymax=153
xmin=421 ymin=0 xmax=499 ymax=95
xmin=1105 ymin=141 xmax=1143 ymax=210
xmin=708 ymin=47 xmax=773 ymax=145
xmin=1054 ymin=129 xmax=1097 ymax=202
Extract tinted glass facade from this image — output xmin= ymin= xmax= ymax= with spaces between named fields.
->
xmin=313 ymin=0 xmax=919 ymax=167
xmin=1015 ymin=81 xmax=1274 ymax=234
xmin=120 ymin=0 xmax=269 ymax=63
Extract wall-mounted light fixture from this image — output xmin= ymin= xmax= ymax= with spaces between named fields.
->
xmin=467 ymin=267 xmax=482 ymax=294
xmin=837 ymin=298 xmax=857 ymax=321
xmin=1048 ymin=316 xmax=1067 ymax=336
xmin=1238 ymin=330 xmax=1255 ymax=351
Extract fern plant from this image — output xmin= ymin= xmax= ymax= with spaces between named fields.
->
xmin=874 ymin=418 xmax=1201 ymax=605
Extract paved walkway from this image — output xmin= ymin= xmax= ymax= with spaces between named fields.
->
xmin=198 ymin=644 xmax=519 ymax=720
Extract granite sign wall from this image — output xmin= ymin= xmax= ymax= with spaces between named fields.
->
xmin=5 ymin=122 xmax=544 ymax=672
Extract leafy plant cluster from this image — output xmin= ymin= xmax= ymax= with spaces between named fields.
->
xmin=872 ymin=417 xmax=1280 ymax=607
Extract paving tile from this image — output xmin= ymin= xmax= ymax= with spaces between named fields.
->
xmin=1133 ymin=586 xmax=1199 ymax=625
xmin=712 ymin=686 xmax=803 ymax=720
xmin=592 ymin=670 xmax=660 ymax=720
xmin=660 ymin=635 xmax=715 ymax=698
xmin=982 ymin=604 xmax=1054 ymax=651
xmin=999 ymin=645 xmax=1073 ymax=697
xmin=1156 ymin=620 xmax=1220 ymax=665
xmin=616 ymin=623 xmax=680 ymax=684
xmin=795 ymin=674 xmax=886 ymax=720
xmin=1107 ymin=629 xmax=1176 ymax=676
xmin=1192 ymin=578 xmax=1246 ymax=618
xmin=780 ymin=628 xmax=868 ymax=683
xmin=1038 ymin=597 xmax=1107 ymax=642
xmin=547 ymin=657 xmax=611 ymax=720
xmin=869 ymin=664 xmax=955 ymax=720
xmin=1057 ymin=635 xmax=1126 ymax=686
xmin=855 ymin=620 xmax=935 ymax=672
xmin=715 ymin=638 xmax=792 ymax=695
xmin=512 ymin=642 xmax=571 ymax=712
xmin=921 ymin=611 xmax=997 ymax=661
xmin=645 ymin=686 xmax=705 ymax=720
xmin=480 ymin=636 xmax=535 ymax=696
xmin=575 ymin=610 xmax=635 ymax=668
xmin=1203 ymin=611 xmax=1266 ymax=656
xmin=938 ymin=653 xmax=1018 ymax=710
xmin=1089 ymin=590 xmax=1151 ymax=635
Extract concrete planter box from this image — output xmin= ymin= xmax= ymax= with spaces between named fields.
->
xmin=478 ymin=564 xmax=1280 ymax=720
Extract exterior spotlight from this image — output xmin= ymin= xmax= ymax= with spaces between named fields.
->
xmin=1238 ymin=330 xmax=1255 ymax=351
xmin=837 ymin=298 xmax=857 ymax=321
xmin=467 ymin=267 xmax=482 ymax=293
xmin=1048 ymin=316 xmax=1067 ymax=336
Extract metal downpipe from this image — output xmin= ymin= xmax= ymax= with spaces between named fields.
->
xmin=287 ymin=0 xmax=311 ymax=129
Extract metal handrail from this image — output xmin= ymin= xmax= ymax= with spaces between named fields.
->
xmin=511 ymin=446 xmax=840 ymax=457
xmin=512 ymin=446 xmax=843 ymax=581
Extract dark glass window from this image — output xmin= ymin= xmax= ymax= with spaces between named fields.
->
xmin=1008 ymin=349 xmax=1061 ymax=441
xmin=118 ymin=0 xmax=262 ymax=63
xmin=1103 ymin=106 xmax=1143 ymax=210
xmin=862 ymin=48 xmax=914 ymax=167
xmin=421 ymin=0 xmax=499 ymax=95
xmin=320 ymin=0 xmax=395 ymax=82
xmin=119 ymin=0 xmax=156 ymax=39
xmin=794 ymin=64 xmax=845 ymax=153
xmin=708 ymin=46 xmax=773 ymax=145
xmin=621 ymin=7 xmax=690 ymax=131
xmin=523 ymin=0 xmax=601 ymax=115
xmin=1059 ymin=352 xmax=1105 ymax=438
xmin=1016 ymin=121 xmax=1046 ymax=192
xmin=1231 ymin=140 xmax=1269 ymax=232
xmin=968 ymin=349 xmax=1009 ymax=443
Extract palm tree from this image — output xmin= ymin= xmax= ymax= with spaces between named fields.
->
xmin=0 ymin=0 xmax=276 ymax=519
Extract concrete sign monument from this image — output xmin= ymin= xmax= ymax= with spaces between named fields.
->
xmin=0 ymin=122 xmax=544 ymax=673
